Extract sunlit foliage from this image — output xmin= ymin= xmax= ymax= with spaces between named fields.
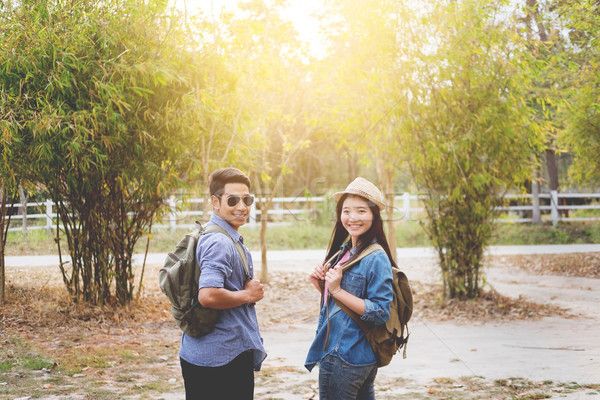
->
xmin=1 ymin=0 xmax=597 ymax=304
xmin=402 ymin=0 xmax=546 ymax=299
xmin=1 ymin=0 xmax=202 ymax=305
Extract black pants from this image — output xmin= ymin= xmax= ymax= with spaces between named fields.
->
xmin=180 ymin=351 xmax=254 ymax=400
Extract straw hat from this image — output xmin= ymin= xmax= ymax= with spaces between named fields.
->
xmin=332 ymin=177 xmax=388 ymax=210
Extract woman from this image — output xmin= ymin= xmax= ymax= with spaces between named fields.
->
xmin=305 ymin=177 xmax=395 ymax=400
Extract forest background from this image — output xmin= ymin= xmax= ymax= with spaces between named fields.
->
xmin=1 ymin=0 xmax=599 ymax=306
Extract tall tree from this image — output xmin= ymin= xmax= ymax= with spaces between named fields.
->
xmin=404 ymin=0 xmax=544 ymax=299
xmin=217 ymin=0 xmax=312 ymax=283
xmin=0 ymin=183 xmax=17 ymax=305
xmin=557 ymin=1 xmax=600 ymax=187
xmin=522 ymin=0 xmax=567 ymax=197
xmin=312 ymin=0 xmax=418 ymax=259
xmin=0 ymin=2 xmax=27 ymax=305
xmin=1 ymin=0 xmax=202 ymax=305
xmin=181 ymin=12 xmax=248 ymax=217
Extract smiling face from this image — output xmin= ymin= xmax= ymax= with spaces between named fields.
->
xmin=341 ymin=195 xmax=373 ymax=247
xmin=211 ymin=182 xmax=251 ymax=231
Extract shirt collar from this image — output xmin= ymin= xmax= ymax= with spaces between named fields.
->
xmin=209 ymin=214 xmax=243 ymax=243
xmin=340 ymin=237 xmax=378 ymax=257
xmin=339 ymin=241 xmax=354 ymax=256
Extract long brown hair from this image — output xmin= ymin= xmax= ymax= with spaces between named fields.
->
xmin=324 ymin=193 xmax=397 ymax=268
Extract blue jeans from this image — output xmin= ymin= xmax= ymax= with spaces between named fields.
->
xmin=318 ymin=355 xmax=378 ymax=400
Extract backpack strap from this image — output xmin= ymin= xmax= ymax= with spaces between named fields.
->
xmin=340 ymin=244 xmax=384 ymax=272
xmin=319 ymin=243 xmax=383 ymax=289
xmin=323 ymin=243 xmax=384 ymax=350
xmin=200 ymin=222 xmax=250 ymax=280
xmin=332 ymin=294 xmax=369 ymax=333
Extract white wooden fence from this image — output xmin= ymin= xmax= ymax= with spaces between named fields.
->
xmin=6 ymin=191 xmax=600 ymax=233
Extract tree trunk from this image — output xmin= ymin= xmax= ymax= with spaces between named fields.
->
xmin=527 ymin=0 xmax=560 ymax=196
xmin=19 ymin=187 xmax=28 ymax=236
xmin=346 ymin=149 xmax=360 ymax=183
xmin=532 ymin=161 xmax=541 ymax=224
xmin=252 ymin=175 xmax=271 ymax=285
xmin=260 ymin=215 xmax=268 ymax=284
xmin=202 ymin=168 xmax=212 ymax=223
xmin=381 ymin=168 xmax=397 ymax=262
xmin=0 ymin=246 xmax=4 ymax=305
xmin=545 ymin=149 xmax=559 ymax=191
xmin=0 ymin=193 xmax=5 ymax=305
xmin=386 ymin=196 xmax=397 ymax=262
xmin=0 ymin=187 xmax=9 ymax=305
xmin=257 ymin=189 xmax=274 ymax=285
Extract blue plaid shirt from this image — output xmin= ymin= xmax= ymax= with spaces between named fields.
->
xmin=178 ymin=214 xmax=267 ymax=370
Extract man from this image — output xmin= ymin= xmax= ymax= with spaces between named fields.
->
xmin=179 ymin=167 xmax=266 ymax=399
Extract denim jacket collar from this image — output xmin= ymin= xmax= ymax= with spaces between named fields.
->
xmin=337 ymin=238 xmax=378 ymax=263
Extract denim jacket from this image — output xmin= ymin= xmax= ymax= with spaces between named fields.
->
xmin=304 ymin=243 xmax=393 ymax=370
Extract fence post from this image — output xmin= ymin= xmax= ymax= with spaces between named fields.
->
xmin=20 ymin=188 xmax=28 ymax=236
xmin=169 ymin=196 xmax=177 ymax=233
xmin=531 ymin=162 xmax=541 ymax=224
xmin=46 ymin=199 xmax=53 ymax=234
xmin=532 ymin=184 xmax=541 ymax=224
xmin=248 ymin=200 xmax=257 ymax=227
xmin=550 ymin=190 xmax=559 ymax=227
xmin=402 ymin=192 xmax=411 ymax=221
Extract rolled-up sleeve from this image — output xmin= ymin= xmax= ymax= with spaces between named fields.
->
xmin=197 ymin=235 xmax=234 ymax=289
xmin=360 ymin=252 xmax=393 ymax=325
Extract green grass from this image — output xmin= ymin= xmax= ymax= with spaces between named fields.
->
xmin=393 ymin=221 xmax=431 ymax=247
xmin=20 ymin=354 xmax=55 ymax=370
xmin=0 ymin=336 xmax=55 ymax=372
xmin=5 ymin=229 xmax=68 ymax=256
xmin=491 ymin=221 xmax=600 ymax=245
xmin=5 ymin=220 xmax=600 ymax=256
xmin=0 ymin=360 xmax=13 ymax=372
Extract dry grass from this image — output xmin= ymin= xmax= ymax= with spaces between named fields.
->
xmin=488 ymin=252 xmax=600 ymax=279
xmin=412 ymin=281 xmax=573 ymax=324
xmin=3 ymin=252 xmax=590 ymax=335
xmin=0 ymin=253 xmax=595 ymax=399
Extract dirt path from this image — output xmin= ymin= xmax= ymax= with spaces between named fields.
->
xmin=255 ymin=255 xmax=600 ymax=399
xmin=2 ymin=249 xmax=600 ymax=399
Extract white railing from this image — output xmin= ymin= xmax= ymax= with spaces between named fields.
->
xmin=6 ymin=191 xmax=600 ymax=233
xmin=5 ymin=199 xmax=55 ymax=233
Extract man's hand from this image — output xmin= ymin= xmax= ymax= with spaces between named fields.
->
xmin=198 ymin=280 xmax=264 ymax=309
xmin=243 ymin=279 xmax=265 ymax=303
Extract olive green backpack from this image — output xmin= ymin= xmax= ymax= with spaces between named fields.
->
xmin=158 ymin=222 xmax=249 ymax=337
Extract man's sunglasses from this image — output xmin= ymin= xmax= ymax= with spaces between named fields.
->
xmin=216 ymin=194 xmax=255 ymax=207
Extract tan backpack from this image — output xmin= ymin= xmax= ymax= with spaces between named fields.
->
xmin=324 ymin=244 xmax=413 ymax=367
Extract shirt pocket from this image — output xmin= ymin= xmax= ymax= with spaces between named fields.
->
xmin=342 ymin=272 xmax=365 ymax=298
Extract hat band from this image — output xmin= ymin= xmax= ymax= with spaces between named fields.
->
xmin=348 ymin=188 xmax=382 ymax=204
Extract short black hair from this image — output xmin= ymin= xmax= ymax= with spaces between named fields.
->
xmin=209 ymin=168 xmax=251 ymax=196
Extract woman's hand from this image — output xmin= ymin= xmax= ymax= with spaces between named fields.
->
xmin=325 ymin=264 xmax=342 ymax=295
xmin=309 ymin=262 xmax=328 ymax=292
xmin=325 ymin=265 xmax=365 ymax=314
